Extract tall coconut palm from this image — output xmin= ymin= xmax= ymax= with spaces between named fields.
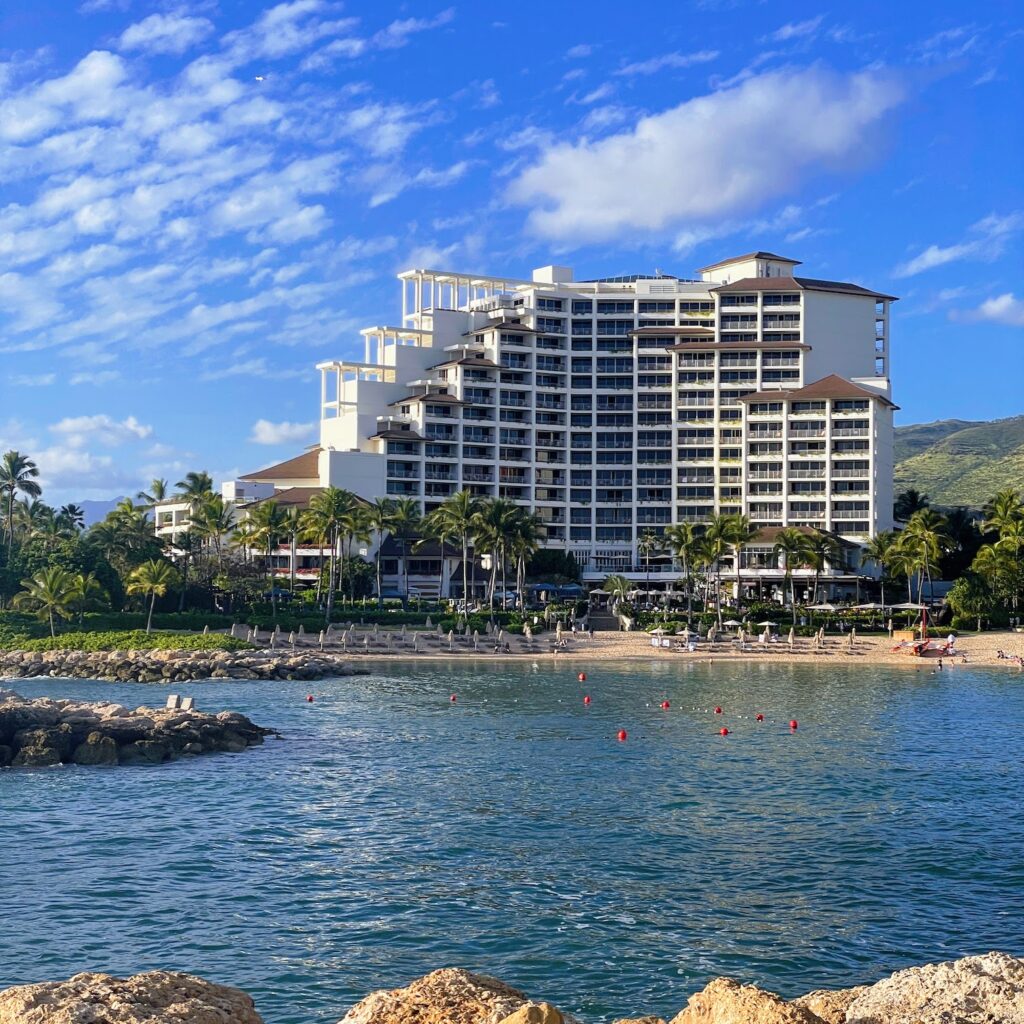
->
xmin=192 ymin=493 xmax=235 ymax=565
xmin=68 ymin=572 xmax=108 ymax=627
xmin=863 ymin=529 xmax=898 ymax=609
xmin=723 ymin=513 xmax=755 ymax=610
xmin=13 ymin=566 xmax=77 ymax=637
xmin=136 ymin=478 xmax=169 ymax=507
xmin=772 ymin=527 xmax=812 ymax=625
xmin=282 ymin=507 xmax=305 ymax=594
xmin=248 ymin=500 xmax=289 ymax=616
xmin=339 ymin=502 xmax=371 ymax=603
xmin=637 ymin=529 xmax=663 ymax=598
xmin=0 ymin=450 xmax=41 ymax=556
xmin=175 ymin=471 xmax=214 ymax=503
xmin=664 ymin=522 xmax=700 ymax=621
xmin=365 ymin=497 xmax=397 ymax=608
xmin=508 ymin=508 xmax=541 ymax=612
xmin=701 ymin=515 xmax=735 ymax=628
xmin=472 ymin=498 xmax=517 ymax=612
xmin=57 ymin=504 xmax=85 ymax=532
xmin=982 ymin=488 xmax=1024 ymax=536
xmin=426 ymin=491 xmax=480 ymax=614
xmin=127 ymin=559 xmax=180 ymax=633
xmin=601 ymin=573 xmax=631 ymax=608
xmin=386 ymin=498 xmax=422 ymax=605
xmin=805 ymin=530 xmax=844 ymax=605
xmin=894 ymin=488 xmax=930 ymax=523
xmin=995 ymin=518 xmax=1024 ymax=613
xmin=903 ymin=509 xmax=950 ymax=604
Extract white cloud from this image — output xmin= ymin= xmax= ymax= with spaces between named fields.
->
xmin=10 ymin=373 xmax=56 ymax=387
xmin=615 ymin=50 xmax=719 ymax=76
xmin=50 ymin=413 xmax=152 ymax=447
xmin=510 ymin=66 xmax=906 ymax=243
xmin=566 ymin=44 xmax=593 ymax=59
xmin=249 ymin=418 xmax=315 ymax=444
xmin=70 ymin=370 xmax=121 ymax=385
xmin=119 ymin=14 xmax=215 ymax=56
xmin=766 ymin=16 xmax=824 ymax=42
xmin=373 ymin=9 xmax=455 ymax=49
xmin=969 ymin=293 xmax=1024 ymax=328
xmin=893 ymin=212 xmax=1023 ymax=277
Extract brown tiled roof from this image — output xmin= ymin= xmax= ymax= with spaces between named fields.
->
xmin=247 ymin=486 xmax=322 ymax=510
xmin=389 ymin=393 xmax=463 ymax=406
xmin=750 ymin=525 xmax=854 ymax=547
xmin=240 ymin=449 xmax=320 ymax=482
xmin=697 ymin=252 xmax=801 ymax=273
xmin=738 ymin=373 xmax=898 ymax=408
xmin=465 ymin=319 xmax=538 ymax=336
xmin=711 ymin=276 xmax=898 ymax=301
xmin=668 ymin=341 xmax=810 ymax=352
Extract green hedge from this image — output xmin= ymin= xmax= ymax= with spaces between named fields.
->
xmin=2 ymin=631 xmax=253 ymax=652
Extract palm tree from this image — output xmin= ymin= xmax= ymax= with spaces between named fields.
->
xmin=664 ymin=522 xmax=700 ymax=621
xmin=365 ymin=497 xmax=397 ymax=608
xmin=339 ymin=502 xmax=371 ymax=603
xmin=68 ymin=572 xmax=108 ymax=627
xmin=887 ymin=534 xmax=921 ymax=604
xmin=701 ymin=515 xmax=734 ymax=628
xmin=472 ymin=498 xmax=517 ymax=612
xmin=637 ymin=529 xmax=663 ymax=598
xmin=30 ymin=505 xmax=71 ymax=551
xmin=0 ymin=450 xmax=42 ymax=556
xmin=248 ymin=500 xmax=289 ymax=616
xmin=507 ymin=508 xmax=541 ymax=612
xmin=426 ymin=491 xmax=480 ymax=615
xmin=192 ymin=493 xmax=235 ymax=565
xmin=863 ymin=530 xmax=898 ymax=609
xmin=995 ymin=518 xmax=1024 ymax=614
xmin=175 ymin=471 xmax=214 ymax=503
xmin=127 ymin=559 xmax=180 ymax=633
xmin=805 ymin=530 xmax=843 ymax=606
xmin=13 ymin=566 xmax=77 ymax=637
xmin=386 ymin=498 xmax=422 ymax=606
xmin=136 ymin=478 xmax=169 ymax=507
xmin=172 ymin=529 xmax=200 ymax=611
xmin=772 ymin=527 xmax=812 ymax=625
xmin=602 ymin=573 xmax=631 ymax=609
xmin=894 ymin=488 xmax=929 ymax=523
xmin=722 ymin=513 xmax=755 ymax=610
xmin=903 ymin=509 xmax=950 ymax=604
xmin=982 ymin=488 xmax=1023 ymax=536
xmin=57 ymin=504 xmax=85 ymax=532
xmin=282 ymin=507 xmax=305 ymax=594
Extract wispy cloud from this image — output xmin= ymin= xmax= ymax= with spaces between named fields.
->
xmin=118 ymin=14 xmax=215 ymax=56
xmin=765 ymin=16 xmax=824 ymax=42
xmin=615 ymin=50 xmax=719 ymax=76
xmin=967 ymin=293 xmax=1024 ymax=327
xmin=893 ymin=212 xmax=1023 ymax=277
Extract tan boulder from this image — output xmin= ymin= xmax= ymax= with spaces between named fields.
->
xmin=338 ymin=968 xmax=528 ymax=1024
xmin=669 ymin=978 xmax=825 ymax=1024
xmin=790 ymin=987 xmax=867 ymax=1024
xmin=498 ymin=1003 xmax=564 ymax=1024
xmin=845 ymin=951 xmax=1024 ymax=1024
xmin=0 ymin=970 xmax=262 ymax=1023
xmin=612 ymin=1017 xmax=666 ymax=1024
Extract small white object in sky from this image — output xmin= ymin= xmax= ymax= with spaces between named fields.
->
xmin=255 ymin=75 xmax=266 ymax=82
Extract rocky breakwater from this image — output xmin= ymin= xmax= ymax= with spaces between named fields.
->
xmin=0 ymin=647 xmax=369 ymax=683
xmin=3 ymin=953 xmax=1024 ymax=1024
xmin=0 ymin=690 xmax=274 ymax=767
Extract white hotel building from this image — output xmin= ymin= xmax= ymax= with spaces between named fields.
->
xmin=238 ymin=251 xmax=897 ymax=594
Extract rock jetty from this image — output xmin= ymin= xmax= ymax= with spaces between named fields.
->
xmin=0 ymin=648 xmax=369 ymax=683
xmin=2 ymin=954 xmax=1024 ymax=1024
xmin=0 ymin=690 xmax=273 ymax=767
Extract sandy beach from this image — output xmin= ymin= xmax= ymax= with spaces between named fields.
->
xmin=311 ymin=626 xmax=1024 ymax=670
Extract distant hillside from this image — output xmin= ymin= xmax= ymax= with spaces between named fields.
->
xmin=77 ymin=498 xmax=126 ymax=526
xmin=894 ymin=416 xmax=1024 ymax=508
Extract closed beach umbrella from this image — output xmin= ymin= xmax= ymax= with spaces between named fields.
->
xmin=425 ymin=616 xmax=433 ymax=628
xmin=788 ymin=627 xmax=795 ymax=647
xmin=288 ymin=631 xmax=296 ymax=647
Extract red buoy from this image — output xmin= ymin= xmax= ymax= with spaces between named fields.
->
xmin=306 ymin=695 xmax=314 ymax=703
xmin=755 ymin=713 xmax=764 ymax=722
xmin=617 ymin=729 xmax=627 ymax=741
xmin=714 ymin=706 xmax=723 ymax=714
xmin=789 ymin=719 xmax=799 ymax=730
xmin=583 ymin=695 xmax=592 ymax=705
xmin=450 ymin=694 xmax=457 ymax=703
xmin=578 ymin=672 xmax=587 ymax=682
xmin=720 ymin=727 xmax=729 ymax=736
xmin=661 ymin=700 xmax=671 ymax=709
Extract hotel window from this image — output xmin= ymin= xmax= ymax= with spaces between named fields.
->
xmin=537 ymin=297 xmax=564 ymax=311
xmin=572 ymin=300 xmax=593 ymax=314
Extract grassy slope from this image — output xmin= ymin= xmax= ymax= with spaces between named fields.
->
xmin=894 ymin=415 xmax=1024 ymax=506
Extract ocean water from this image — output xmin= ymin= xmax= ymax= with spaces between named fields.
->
xmin=2 ymin=659 xmax=1023 ymax=1023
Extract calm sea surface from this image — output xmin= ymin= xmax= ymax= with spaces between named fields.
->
xmin=2 ymin=659 xmax=1023 ymax=1023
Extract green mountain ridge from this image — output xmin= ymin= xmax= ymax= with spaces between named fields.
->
xmin=894 ymin=415 xmax=1024 ymax=508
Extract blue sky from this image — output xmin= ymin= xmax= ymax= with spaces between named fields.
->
xmin=1 ymin=0 xmax=1022 ymax=503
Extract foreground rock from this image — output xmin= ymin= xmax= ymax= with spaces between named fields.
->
xmin=0 ymin=690 xmax=273 ymax=767
xmin=670 ymin=978 xmax=825 ymax=1024
xmin=5 ymin=953 xmax=1024 ymax=1024
xmin=0 ymin=970 xmax=262 ymax=1023
xmin=845 ymin=951 xmax=1024 ymax=1023
xmin=339 ymin=969 xmax=531 ymax=1024
xmin=0 ymin=648 xmax=369 ymax=683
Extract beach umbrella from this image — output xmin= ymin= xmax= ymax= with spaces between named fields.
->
xmin=707 ymin=625 xmax=716 ymax=641
xmin=425 ymin=616 xmax=433 ymax=628
xmin=756 ymin=620 xmax=777 ymax=628
xmin=298 ymin=624 xmax=305 ymax=635
xmin=318 ymin=630 xmax=325 ymax=650
xmin=448 ymin=630 xmax=454 ymax=651
xmin=808 ymin=603 xmax=837 ymax=612
xmin=401 ymin=623 xmax=407 ymax=637
xmin=556 ymin=622 xmax=562 ymax=640
xmin=723 ymin=619 xmax=742 ymax=627
xmin=788 ymin=627 xmax=795 ymax=647
xmin=892 ymin=602 xmax=926 ymax=610
xmin=676 ymin=628 xmax=691 ymax=638
xmin=649 ymin=627 xmax=666 ymax=635
xmin=413 ymin=633 xmax=420 ymax=652
xmin=853 ymin=602 xmax=886 ymax=611
xmin=288 ymin=631 xmax=296 ymax=647
xmin=386 ymin=634 xmax=393 ymax=650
